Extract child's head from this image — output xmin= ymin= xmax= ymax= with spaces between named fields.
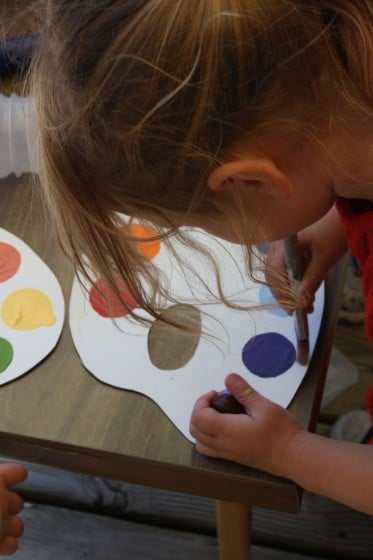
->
xmin=29 ymin=0 xmax=373 ymax=317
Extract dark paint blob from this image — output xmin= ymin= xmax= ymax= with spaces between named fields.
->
xmin=211 ymin=390 xmax=246 ymax=414
xmin=242 ymin=332 xmax=296 ymax=378
xmin=89 ymin=278 xmax=137 ymax=318
xmin=148 ymin=304 xmax=201 ymax=370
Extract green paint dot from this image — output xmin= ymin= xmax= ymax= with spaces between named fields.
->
xmin=0 ymin=338 xmax=13 ymax=373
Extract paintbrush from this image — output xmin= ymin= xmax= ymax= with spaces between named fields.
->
xmin=283 ymin=234 xmax=309 ymax=364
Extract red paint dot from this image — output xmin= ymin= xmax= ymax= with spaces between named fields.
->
xmin=0 ymin=243 xmax=21 ymax=282
xmin=89 ymin=278 xmax=138 ymax=318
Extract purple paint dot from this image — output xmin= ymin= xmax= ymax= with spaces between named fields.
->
xmin=242 ymin=332 xmax=296 ymax=378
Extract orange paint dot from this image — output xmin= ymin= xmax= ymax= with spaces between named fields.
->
xmin=130 ymin=223 xmax=161 ymax=260
xmin=89 ymin=278 xmax=138 ymax=318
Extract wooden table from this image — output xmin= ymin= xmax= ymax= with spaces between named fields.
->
xmin=0 ymin=173 xmax=344 ymax=560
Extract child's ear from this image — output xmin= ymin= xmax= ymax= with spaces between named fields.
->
xmin=208 ymin=158 xmax=292 ymax=199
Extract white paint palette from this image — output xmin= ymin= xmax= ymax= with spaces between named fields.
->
xmin=0 ymin=228 xmax=65 ymax=384
xmin=69 ymin=225 xmax=324 ymax=442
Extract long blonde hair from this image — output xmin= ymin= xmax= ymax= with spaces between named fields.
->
xmin=29 ymin=0 xmax=373 ymax=320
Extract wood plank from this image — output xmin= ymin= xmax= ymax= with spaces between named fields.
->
xmin=14 ymin=461 xmax=216 ymax=531
xmin=12 ymin=462 xmax=373 ymax=559
xmin=16 ymin=502 xmax=325 ymax=560
xmin=216 ymin=500 xmax=251 ymax=560
xmin=253 ymin=494 xmax=373 ymax=560
xmin=18 ymin=503 xmax=219 ymax=560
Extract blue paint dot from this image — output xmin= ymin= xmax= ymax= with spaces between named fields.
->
xmin=255 ymin=243 xmax=270 ymax=255
xmin=242 ymin=332 xmax=296 ymax=378
xmin=259 ymin=285 xmax=288 ymax=317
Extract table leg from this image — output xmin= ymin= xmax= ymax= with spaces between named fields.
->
xmin=215 ymin=500 xmax=252 ymax=560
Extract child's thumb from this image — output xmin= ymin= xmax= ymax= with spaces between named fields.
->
xmin=297 ymin=262 xmax=325 ymax=310
xmin=225 ymin=373 xmax=260 ymax=413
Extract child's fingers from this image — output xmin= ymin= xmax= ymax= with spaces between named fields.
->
xmin=193 ymin=390 xmax=218 ymax=410
xmin=189 ymin=411 xmax=219 ymax=438
xmin=0 ymin=464 xmax=27 ymax=487
xmin=3 ymin=515 xmax=24 ymax=538
xmin=7 ymin=492 xmax=24 ymax=515
xmin=297 ymin=263 xmax=324 ymax=308
xmin=189 ymin=420 xmax=217 ymax=444
xmin=0 ymin=535 xmax=19 ymax=556
xmin=190 ymin=391 xmax=221 ymax=436
xmin=194 ymin=440 xmax=219 ymax=458
xmin=224 ymin=373 xmax=258 ymax=412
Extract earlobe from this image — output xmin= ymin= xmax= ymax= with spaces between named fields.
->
xmin=208 ymin=158 xmax=292 ymax=199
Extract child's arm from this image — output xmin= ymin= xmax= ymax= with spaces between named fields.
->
xmin=266 ymin=205 xmax=348 ymax=312
xmin=190 ymin=374 xmax=373 ymax=515
xmin=0 ymin=463 xmax=27 ymax=555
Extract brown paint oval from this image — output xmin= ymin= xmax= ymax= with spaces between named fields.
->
xmin=147 ymin=304 xmax=201 ymax=370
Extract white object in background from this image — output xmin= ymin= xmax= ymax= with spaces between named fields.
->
xmin=330 ymin=410 xmax=371 ymax=442
xmin=69 ymin=224 xmax=325 ymax=442
xmin=0 ymin=93 xmax=37 ymax=178
xmin=321 ymin=345 xmax=359 ymax=408
xmin=0 ymin=227 xmax=65 ymax=384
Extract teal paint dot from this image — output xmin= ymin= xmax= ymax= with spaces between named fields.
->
xmin=259 ymin=285 xmax=288 ymax=317
xmin=0 ymin=338 xmax=13 ymax=373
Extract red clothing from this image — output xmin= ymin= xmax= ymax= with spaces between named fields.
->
xmin=336 ymin=198 xmax=373 ymax=340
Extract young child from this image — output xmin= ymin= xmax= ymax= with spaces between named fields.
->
xmin=0 ymin=463 xmax=27 ymax=555
xmin=28 ymin=1 xmax=373 ymax=514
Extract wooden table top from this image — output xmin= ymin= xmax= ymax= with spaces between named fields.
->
xmin=0 ymin=172 xmax=344 ymax=513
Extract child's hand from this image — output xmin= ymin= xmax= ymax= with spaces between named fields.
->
xmin=0 ymin=463 xmax=27 ymax=556
xmin=190 ymin=373 xmax=303 ymax=479
xmin=265 ymin=205 xmax=348 ymax=313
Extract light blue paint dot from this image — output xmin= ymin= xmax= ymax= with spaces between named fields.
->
xmin=259 ymin=285 xmax=288 ymax=317
xmin=255 ymin=243 xmax=270 ymax=255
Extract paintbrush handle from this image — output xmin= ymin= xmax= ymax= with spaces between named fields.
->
xmin=284 ymin=235 xmax=309 ymax=341
xmin=294 ymin=307 xmax=309 ymax=341
xmin=283 ymin=235 xmax=303 ymax=281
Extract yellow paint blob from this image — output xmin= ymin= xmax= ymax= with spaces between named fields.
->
xmin=1 ymin=288 xmax=56 ymax=331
